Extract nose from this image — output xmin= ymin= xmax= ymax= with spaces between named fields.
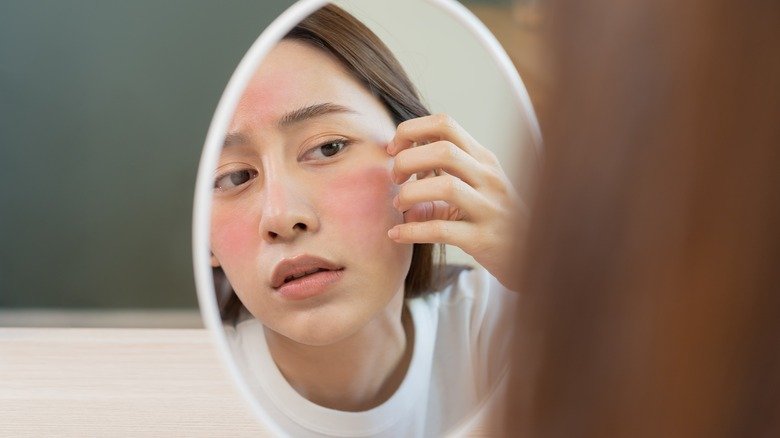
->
xmin=258 ymin=176 xmax=319 ymax=243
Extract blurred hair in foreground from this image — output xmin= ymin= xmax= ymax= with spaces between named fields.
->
xmin=506 ymin=0 xmax=780 ymax=437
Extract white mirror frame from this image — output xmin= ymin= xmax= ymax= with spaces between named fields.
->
xmin=192 ymin=0 xmax=541 ymax=434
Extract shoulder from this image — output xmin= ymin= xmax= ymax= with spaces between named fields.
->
xmin=418 ymin=266 xmax=518 ymax=316
xmin=411 ymin=266 xmax=518 ymax=418
xmin=410 ymin=266 xmax=518 ymax=349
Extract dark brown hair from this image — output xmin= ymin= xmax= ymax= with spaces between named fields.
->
xmin=217 ymin=5 xmax=448 ymax=322
xmin=506 ymin=0 xmax=780 ymax=436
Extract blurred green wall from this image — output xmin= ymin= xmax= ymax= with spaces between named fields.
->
xmin=0 ymin=1 xmax=292 ymax=308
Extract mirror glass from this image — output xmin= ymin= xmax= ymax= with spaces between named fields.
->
xmin=194 ymin=0 xmax=541 ymax=435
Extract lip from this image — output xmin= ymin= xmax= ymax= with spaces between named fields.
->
xmin=270 ymin=255 xmax=344 ymax=300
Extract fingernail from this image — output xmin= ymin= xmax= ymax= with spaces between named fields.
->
xmin=387 ymin=227 xmax=399 ymax=239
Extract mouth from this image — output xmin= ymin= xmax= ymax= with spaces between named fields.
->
xmin=283 ymin=267 xmax=336 ymax=284
xmin=270 ymin=255 xmax=344 ymax=289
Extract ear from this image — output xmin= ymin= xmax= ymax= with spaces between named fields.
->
xmin=210 ymin=252 xmax=221 ymax=268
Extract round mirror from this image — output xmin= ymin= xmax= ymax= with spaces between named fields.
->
xmin=193 ymin=0 xmax=541 ymax=435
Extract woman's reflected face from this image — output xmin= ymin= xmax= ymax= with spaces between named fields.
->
xmin=210 ymin=41 xmax=412 ymax=346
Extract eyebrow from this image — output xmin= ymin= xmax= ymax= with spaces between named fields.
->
xmin=223 ymin=102 xmax=357 ymax=148
xmin=277 ymin=102 xmax=356 ymax=127
xmin=223 ymin=132 xmax=251 ymax=149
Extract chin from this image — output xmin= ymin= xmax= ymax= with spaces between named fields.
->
xmin=275 ymin=309 xmax=369 ymax=347
xmin=284 ymin=325 xmax=358 ymax=348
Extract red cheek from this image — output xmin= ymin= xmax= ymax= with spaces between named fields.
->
xmin=317 ymin=165 xmax=400 ymax=229
xmin=211 ymin=206 xmax=257 ymax=262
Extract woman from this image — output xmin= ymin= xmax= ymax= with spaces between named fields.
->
xmin=209 ymin=5 xmax=522 ymax=436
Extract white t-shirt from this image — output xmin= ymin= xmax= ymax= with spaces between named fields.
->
xmin=225 ymin=267 xmax=517 ymax=437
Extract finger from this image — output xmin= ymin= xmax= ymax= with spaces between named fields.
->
xmin=387 ymin=219 xmax=475 ymax=249
xmin=388 ymin=114 xmax=474 ymax=155
xmin=402 ymin=200 xmax=455 ymax=223
xmin=392 ymin=140 xmax=483 ymax=186
xmin=388 ymin=113 xmax=497 ymax=165
xmin=394 ymin=174 xmax=490 ymax=219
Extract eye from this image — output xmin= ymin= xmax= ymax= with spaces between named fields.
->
xmin=214 ymin=168 xmax=258 ymax=191
xmin=301 ymin=139 xmax=351 ymax=161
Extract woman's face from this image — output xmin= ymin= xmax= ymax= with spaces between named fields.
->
xmin=210 ymin=40 xmax=413 ymax=346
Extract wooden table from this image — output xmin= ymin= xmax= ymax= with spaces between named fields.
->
xmin=0 ymin=328 xmax=268 ymax=437
xmin=1 ymin=328 xmax=501 ymax=436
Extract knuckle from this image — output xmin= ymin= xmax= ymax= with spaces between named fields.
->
xmin=393 ymin=150 xmax=409 ymax=171
xmin=484 ymin=149 xmax=500 ymax=165
xmin=396 ymin=118 xmax=412 ymax=134
xmin=483 ymin=165 xmax=511 ymax=194
xmin=483 ymin=166 xmax=505 ymax=188
xmin=393 ymin=121 xmax=413 ymax=144
xmin=434 ymin=113 xmax=458 ymax=132
xmin=432 ymin=222 xmax=450 ymax=239
xmin=471 ymin=232 xmax=490 ymax=254
xmin=435 ymin=141 xmax=458 ymax=162
xmin=441 ymin=176 xmax=460 ymax=197
xmin=407 ymin=222 xmax=425 ymax=239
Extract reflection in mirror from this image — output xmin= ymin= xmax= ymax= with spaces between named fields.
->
xmin=196 ymin=0 xmax=541 ymax=435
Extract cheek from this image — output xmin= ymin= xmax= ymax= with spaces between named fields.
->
xmin=317 ymin=165 xmax=401 ymax=232
xmin=210 ymin=205 xmax=257 ymax=263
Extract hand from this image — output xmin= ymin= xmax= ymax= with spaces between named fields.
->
xmin=386 ymin=113 xmax=526 ymax=291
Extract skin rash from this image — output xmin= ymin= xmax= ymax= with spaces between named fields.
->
xmin=210 ymin=40 xmax=415 ymax=410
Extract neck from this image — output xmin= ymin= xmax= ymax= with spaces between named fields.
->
xmin=263 ymin=292 xmax=414 ymax=412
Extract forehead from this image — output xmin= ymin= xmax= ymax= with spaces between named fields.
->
xmin=231 ymin=40 xmax=385 ymax=131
